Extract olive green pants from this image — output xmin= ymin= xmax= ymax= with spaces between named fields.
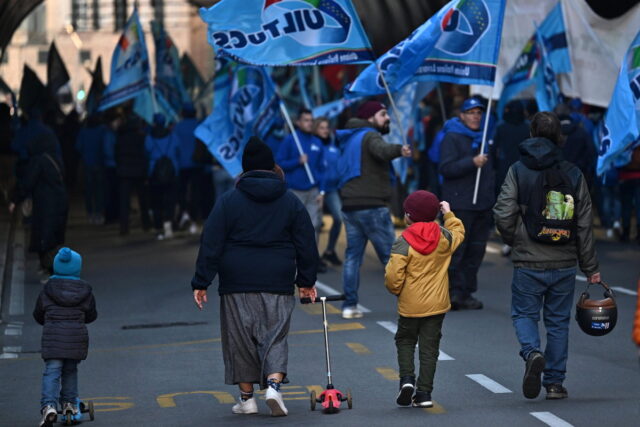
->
xmin=395 ymin=313 xmax=445 ymax=392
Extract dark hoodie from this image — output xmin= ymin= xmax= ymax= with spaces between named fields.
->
xmin=493 ymin=137 xmax=598 ymax=274
xmin=33 ymin=277 xmax=97 ymax=360
xmin=192 ymin=170 xmax=318 ymax=294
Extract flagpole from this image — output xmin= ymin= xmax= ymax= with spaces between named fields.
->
xmin=374 ymin=62 xmax=408 ymax=148
xmin=436 ymin=83 xmax=447 ymax=121
xmin=279 ymin=102 xmax=315 ymax=185
xmin=472 ymin=86 xmax=494 ymax=205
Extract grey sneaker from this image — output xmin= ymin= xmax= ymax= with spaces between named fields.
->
xmin=39 ymin=405 xmax=57 ymax=427
xmin=396 ymin=376 xmax=415 ymax=407
xmin=523 ymin=351 xmax=545 ymax=399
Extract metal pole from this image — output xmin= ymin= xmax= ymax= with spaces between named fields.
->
xmin=279 ymin=102 xmax=315 ymax=184
xmin=373 ymin=62 xmax=408 ymax=147
xmin=472 ymin=86 xmax=495 ymax=205
xmin=436 ymin=83 xmax=447 ymax=121
xmin=321 ymin=297 xmax=333 ymax=386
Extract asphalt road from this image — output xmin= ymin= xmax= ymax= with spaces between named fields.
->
xmin=1 ymin=205 xmax=639 ymax=427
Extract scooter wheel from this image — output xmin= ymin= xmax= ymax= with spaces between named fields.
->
xmin=89 ymin=401 xmax=95 ymax=421
xmin=65 ymin=413 xmax=73 ymax=426
xmin=310 ymin=391 xmax=316 ymax=411
xmin=347 ymin=389 xmax=353 ymax=409
xmin=328 ymin=398 xmax=335 ymax=413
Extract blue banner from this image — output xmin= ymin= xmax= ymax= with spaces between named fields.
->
xmin=152 ymin=21 xmax=190 ymax=113
xmin=534 ymin=27 xmax=562 ymax=112
xmin=200 ymin=0 xmax=374 ymax=66
xmin=497 ymin=3 xmax=571 ymax=116
xmin=345 ymin=0 xmax=506 ymax=98
xmin=597 ymin=29 xmax=640 ymax=175
xmin=99 ymin=10 xmax=151 ymax=111
xmin=296 ymin=67 xmax=313 ymax=108
xmin=312 ymin=96 xmax=360 ymax=118
xmin=133 ymin=89 xmax=179 ymax=125
xmin=195 ymin=65 xmax=281 ymax=177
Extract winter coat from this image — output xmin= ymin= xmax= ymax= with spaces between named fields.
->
xmin=493 ymin=137 xmax=599 ymax=275
xmin=321 ymin=138 xmax=341 ymax=193
xmin=33 ymin=277 xmax=97 ymax=360
xmin=276 ymin=130 xmax=325 ymax=191
xmin=560 ymin=117 xmax=596 ymax=186
xmin=385 ymin=212 xmax=465 ymax=317
xmin=173 ymin=117 xmax=199 ymax=170
xmin=191 ymin=170 xmax=318 ymax=294
xmin=338 ymin=118 xmax=403 ymax=210
xmin=13 ymin=129 xmax=68 ymax=254
xmin=145 ymin=127 xmax=181 ymax=178
xmin=439 ymin=128 xmax=496 ymax=212
xmin=115 ymin=119 xmax=148 ymax=178
xmin=494 ymin=116 xmax=530 ymax=192
xmin=75 ymin=124 xmax=105 ymax=167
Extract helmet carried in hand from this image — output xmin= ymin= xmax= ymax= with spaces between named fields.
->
xmin=575 ymin=282 xmax=617 ymax=336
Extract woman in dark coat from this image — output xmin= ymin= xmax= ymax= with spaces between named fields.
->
xmin=11 ymin=127 xmax=68 ymax=274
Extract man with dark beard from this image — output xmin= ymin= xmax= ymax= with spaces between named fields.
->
xmin=336 ymin=100 xmax=412 ymax=319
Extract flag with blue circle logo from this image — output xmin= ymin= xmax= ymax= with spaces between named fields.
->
xmin=200 ymin=0 xmax=373 ymax=66
xmin=151 ymin=21 xmax=190 ymax=113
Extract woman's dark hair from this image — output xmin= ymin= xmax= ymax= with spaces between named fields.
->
xmin=530 ymin=111 xmax=564 ymax=146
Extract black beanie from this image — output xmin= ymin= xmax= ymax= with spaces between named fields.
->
xmin=242 ymin=136 xmax=275 ymax=172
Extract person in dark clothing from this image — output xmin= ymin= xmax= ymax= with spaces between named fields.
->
xmin=115 ymin=117 xmax=151 ymax=235
xmin=75 ymin=114 xmax=106 ymax=224
xmin=191 ymin=137 xmax=318 ymax=417
xmin=10 ymin=123 xmax=68 ymax=275
xmin=59 ymin=111 xmax=80 ymax=190
xmin=554 ymin=103 xmax=596 ymax=189
xmin=494 ymin=100 xmax=530 ymax=193
xmin=174 ymin=103 xmax=202 ymax=233
xmin=102 ymin=115 xmax=121 ymax=224
xmin=33 ymin=247 xmax=97 ymax=426
xmin=439 ymin=97 xmax=495 ymax=310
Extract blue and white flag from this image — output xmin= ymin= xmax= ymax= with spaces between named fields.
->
xmin=597 ymin=29 xmax=640 ymax=175
xmin=345 ymin=0 xmax=506 ymax=98
xmin=99 ymin=10 xmax=151 ymax=111
xmin=534 ymin=26 xmax=562 ymax=112
xmin=497 ymin=2 xmax=571 ymax=116
xmin=195 ymin=65 xmax=281 ymax=177
xmin=133 ymin=89 xmax=179 ymax=126
xmin=312 ymin=96 xmax=360 ymax=118
xmin=152 ymin=21 xmax=190 ymax=113
xmin=200 ymin=0 xmax=374 ymax=66
xmin=296 ymin=67 xmax=313 ymax=109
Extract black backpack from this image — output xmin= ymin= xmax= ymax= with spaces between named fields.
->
xmin=151 ymin=139 xmax=176 ymax=185
xmin=521 ymin=166 xmax=577 ymax=245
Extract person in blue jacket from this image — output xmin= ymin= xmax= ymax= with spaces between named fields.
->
xmin=173 ymin=103 xmax=202 ymax=233
xmin=75 ymin=114 xmax=105 ymax=224
xmin=145 ymin=113 xmax=180 ymax=240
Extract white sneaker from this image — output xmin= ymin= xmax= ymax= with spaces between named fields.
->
xmin=265 ymin=387 xmax=288 ymax=416
xmin=188 ymin=223 xmax=199 ymax=235
xmin=606 ymin=228 xmax=614 ymax=239
xmin=342 ymin=306 xmax=363 ymax=319
xmin=231 ymin=397 xmax=258 ymax=415
xmin=40 ymin=405 xmax=57 ymax=427
xmin=163 ymin=221 xmax=173 ymax=239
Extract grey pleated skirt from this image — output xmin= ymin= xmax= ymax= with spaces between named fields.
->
xmin=220 ymin=292 xmax=295 ymax=389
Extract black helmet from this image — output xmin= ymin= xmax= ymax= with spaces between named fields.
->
xmin=575 ymin=282 xmax=617 ymax=336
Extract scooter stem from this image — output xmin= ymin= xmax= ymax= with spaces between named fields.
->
xmin=321 ymin=296 xmax=333 ymax=386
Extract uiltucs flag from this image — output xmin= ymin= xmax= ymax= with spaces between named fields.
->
xmin=195 ymin=64 xmax=281 ymax=178
xmin=534 ymin=26 xmax=562 ymax=113
xmin=497 ymin=2 xmax=571 ymax=116
xmin=199 ymin=0 xmax=374 ymax=66
xmin=152 ymin=21 xmax=190 ymax=113
xmin=312 ymin=97 xmax=360 ymax=119
xmin=345 ymin=0 xmax=506 ymax=98
xmin=99 ymin=10 xmax=151 ymax=111
xmin=597 ymin=29 xmax=640 ymax=175
xmin=47 ymin=41 xmax=70 ymax=97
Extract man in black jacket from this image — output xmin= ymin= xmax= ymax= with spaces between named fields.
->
xmin=191 ymin=137 xmax=318 ymax=417
xmin=439 ymin=97 xmax=495 ymax=310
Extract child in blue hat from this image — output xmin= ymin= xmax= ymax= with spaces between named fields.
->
xmin=33 ymin=247 xmax=97 ymax=426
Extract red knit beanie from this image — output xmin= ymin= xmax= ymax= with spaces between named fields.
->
xmin=356 ymin=100 xmax=386 ymax=119
xmin=403 ymin=190 xmax=440 ymax=222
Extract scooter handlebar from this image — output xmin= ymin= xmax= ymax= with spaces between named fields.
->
xmin=300 ymin=294 xmax=345 ymax=304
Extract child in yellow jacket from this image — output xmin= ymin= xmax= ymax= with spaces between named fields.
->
xmin=385 ymin=190 xmax=464 ymax=408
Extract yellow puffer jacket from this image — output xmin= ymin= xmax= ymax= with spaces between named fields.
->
xmin=633 ymin=278 xmax=640 ymax=346
xmin=385 ymin=212 xmax=465 ymax=317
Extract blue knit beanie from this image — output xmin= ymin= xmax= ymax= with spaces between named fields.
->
xmin=53 ymin=247 xmax=82 ymax=277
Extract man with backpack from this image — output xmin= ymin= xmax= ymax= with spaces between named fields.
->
xmin=494 ymin=111 xmax=601 ymax=401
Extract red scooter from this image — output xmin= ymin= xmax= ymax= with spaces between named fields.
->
xmin=300 ymin=295 xmax=352 ymax=414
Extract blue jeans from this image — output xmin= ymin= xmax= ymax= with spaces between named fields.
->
xmin=323 ymin=191 xmax=342 ymax=253
xmin=511 ymin=267 xmax=576 ymax=386
xmin=41 ymin=359 xmax=80 ymax=409
xmin=342 ymin=207 xmax=395 ymax=308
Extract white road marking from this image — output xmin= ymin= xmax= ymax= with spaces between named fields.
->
xmin=611 ymin=286 xmax=638 ymax=296
xmin=465 ymin=374 xmax=512 ymax=393
xmin=4 ymin=322 xmax=23 ymax=336
xmin=576 ymin=275 xmax=587 ymax=282
xmin=2 ymin=346 xmax=21 ymax=353
xmin=315 ymin=281 xmax=371 ymax=313
xmin=0 ymin=353 xmax=18 ymax=359
xmin=376 ymin=321 xmax=454 ymax=361
xmin=530 ymin=411 xmax=574 ymax=427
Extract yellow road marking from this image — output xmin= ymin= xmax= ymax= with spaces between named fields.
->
xmin=157 ymin=391 xmax=236 ymax=407
xmin=425 ymin=401 xmax=446 ymax=414
xmin=300 ymin=302 xmax=342 ymax=315
xmin=376 ymin=367 xmax=398 ymax=381
xmin=346 ymin=342 xmax=371 ymax=354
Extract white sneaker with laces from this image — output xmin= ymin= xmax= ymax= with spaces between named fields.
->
xmin=342 ymin=306 xmax=363 ymax=319
xmin=163 ymin=221 xmax=173 ymax=239
xmin=40 ymin=405 xmax=57 ymax=427
xmin=265 ymin=387 xmax=288 ymax=416
xmin=231 ymin=397 xmax=258 ymax=414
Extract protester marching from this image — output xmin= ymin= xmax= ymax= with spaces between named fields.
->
xmin=0 ymin=0 xmax=639 ymax=425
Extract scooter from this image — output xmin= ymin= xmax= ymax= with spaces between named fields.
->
xmin=300 ymin=294 xmax=353 ymax=414
xmin=55 ymin=399 xmax=95 ymax=426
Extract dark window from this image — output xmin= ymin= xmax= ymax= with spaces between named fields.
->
xmin=92 ymin=0 xmax=100 ymax=30
xmin=114 ymin=0 xmax=128 ymax=31
xmin=38 ymin=50 xmax=48 ymax=64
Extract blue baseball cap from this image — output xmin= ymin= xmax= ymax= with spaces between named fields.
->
xmin=461 ymin=98 xmax=486 ymax=112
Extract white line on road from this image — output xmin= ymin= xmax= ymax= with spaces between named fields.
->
xmin=611 ymin=286 xmax=638 ymax=296
xmin=376 ymin=321 xmax=454 ymax=361
xmin=2 ymin=346 xmax=21 ymax=353
xmin=530 ymin=411 xmax=574 ymax=427
xmin=465 ymin=374 xmax=512 ymax=393
xmin=4 ymin=322 xmax=23 ymax=336
xmin=315 ymin=281 xmax=371 ymax=313
xmin=0 ymin=353 xmax=18 ymax=359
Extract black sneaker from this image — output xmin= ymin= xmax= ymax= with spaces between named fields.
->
xmin=545 ymin=383 xmax=568 ymax=400
xmin=412 ymin=390 xmax=433 ymax=408
xmin=522 ymin=351 xmax=545 ymax=399
xmin=461 ymin=296 xmax=483 ymax=310
xmin=396 ymin=376 xmax=415 ymax=407
xmin=318 ymin=260 xmax=328 ymax=274
xmin=322 ymin=251 xmax=342 ymax=266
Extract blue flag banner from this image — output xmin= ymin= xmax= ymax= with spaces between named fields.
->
xmin=133 ymin=89 xmax=179 ymax=126
xmin=99 ymin=10 xmax=151 ymax=111
xmin=199 ymin=0 xmax=374 ymax=66
xmin=597 ymin=29 xmax=640 ymax=175
xmin=534 ymin=26 xmax=562 ymax=112
xmin=345 ymin=0 xmax=506 ymax=98
xmin=296 ymin=67 xmax=313 ymax=109
xmin=195 ymin=65 xmax=281 ymax=177
xmin=312 ymin=96 xmax=360 ymax=118
xmin=152 ymin=21 xmax=190 ymax=113
xmin=497 ymin=2 xmax=571 ymax=116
